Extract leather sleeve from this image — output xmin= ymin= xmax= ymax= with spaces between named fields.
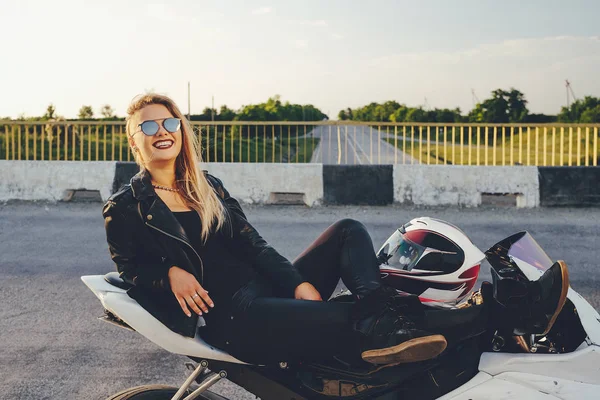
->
xmin=206 ymin=174 xmax=307 ymax=297
xmin=102 ymin=200 xmax=172 ymax=292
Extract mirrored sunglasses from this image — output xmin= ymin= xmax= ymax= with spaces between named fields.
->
xmin=138 ymin=118 xmax=181 ymax=136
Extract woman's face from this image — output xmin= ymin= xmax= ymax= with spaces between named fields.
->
xmin=129 ymin=104 xmax=183 ymax=165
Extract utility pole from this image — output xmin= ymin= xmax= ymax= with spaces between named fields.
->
xmin=211 ymin=95 xmax=215 ymax=122
xmin=565 ymin=79 xmax=577 ymax=108
xmin=471 ymin=89 xmax=480 ymax=107
xmin=187 ymin=82 xmax=191 ymax=120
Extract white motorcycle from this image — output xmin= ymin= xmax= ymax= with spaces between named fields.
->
xmin=82 ymin=231 xmax=600 ymax=399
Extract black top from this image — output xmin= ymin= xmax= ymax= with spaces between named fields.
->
xmin=173 ymin=210 xmax=258 ymax=321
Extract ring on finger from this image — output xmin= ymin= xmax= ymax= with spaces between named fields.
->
xmin=192 ymin=293 xmax=199 ymax=299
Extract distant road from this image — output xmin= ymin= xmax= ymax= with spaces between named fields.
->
xmin=309 ymin=125 xmax=419 ymax=165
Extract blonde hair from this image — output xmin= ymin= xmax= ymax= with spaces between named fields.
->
xmin=126 ymin=93 xmax=226 ymax=242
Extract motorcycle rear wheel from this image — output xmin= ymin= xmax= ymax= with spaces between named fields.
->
xmin=106 ymin=384 xmax=228 ymax=400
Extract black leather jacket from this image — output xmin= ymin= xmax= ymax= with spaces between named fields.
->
xmin=102 ymin=168 xmax=306 ymax=338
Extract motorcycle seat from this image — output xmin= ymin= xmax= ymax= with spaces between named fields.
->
xmin=104 ymin=272 xmax=134 ymax=290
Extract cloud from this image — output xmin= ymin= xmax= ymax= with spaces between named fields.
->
xmin=251 ymin=7 xmax=272 ymax=15
xmin=295 ymin=39 xmax=308 ymax=48
xmin=290 ymin=19 xmax=328 ymax=27
xmin=368 ymin=36 xmax=600 ymax=69
xmin=146 ymin=3 xmax=178 ymax=21
xmin=331 ymin=33 xmax=344 ymax=40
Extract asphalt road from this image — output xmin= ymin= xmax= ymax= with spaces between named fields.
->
xmin=1 ymin=202 xmax=599 ymax=399
xmin=309 ymin=125 xmax=419 ymax=164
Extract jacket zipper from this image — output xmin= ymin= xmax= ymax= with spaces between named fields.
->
xmin=145 ymin=222 xmax=204 ymax=284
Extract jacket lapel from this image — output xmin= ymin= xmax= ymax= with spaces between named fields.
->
xmin=130 ymin=168 xmax=193 ymax=247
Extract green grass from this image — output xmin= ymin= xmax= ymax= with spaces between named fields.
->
xmin=202 ymin=136 xmax=319 ymax=163
xmin=0 ymin=125 xmax=131 ymax=161
xmin=385 ymin=127 xmax=600 ymax=166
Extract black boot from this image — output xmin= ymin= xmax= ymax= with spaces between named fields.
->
xmin=352 ymin=287 xmax=447 ymax=366
xmin=521 ymin=260 xmax=570 ymax=336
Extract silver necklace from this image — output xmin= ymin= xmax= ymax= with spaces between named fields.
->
xmin=152 ymin=184 xmax=179 ymax=192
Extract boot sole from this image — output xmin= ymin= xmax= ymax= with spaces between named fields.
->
xmin=361 ymin=335 xmax=447 ymax=366
xmin=541 ymin=260 xmax=570 ymax=336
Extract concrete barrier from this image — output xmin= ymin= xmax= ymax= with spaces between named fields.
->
xmin=206 ymin=163 xmax=323 ymax=206
xmin=111 ymin=162 xmax=324 ymax=206
xmin=3 ymin=161 xmax=598 ymax=208
xmin=539 ymin=167 xmax=600 ymax=206
xmin=323 ymin=165 xmax=394 ymax=205
xmin=393 ymin=165 xmax=540 ymax=208
xmin=0 ymin=161 xmax=115 ymax=202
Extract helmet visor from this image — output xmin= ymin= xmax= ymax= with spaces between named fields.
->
xmin=378 ymin=230 xmax=427 ymax=272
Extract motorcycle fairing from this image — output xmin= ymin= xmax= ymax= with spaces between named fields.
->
xmin=439 ymin=286 xmax=600 ymax=400
xmin=438 ymin=369 xmax=600 ymax=399
xmin=81 ymin=275 xmax=246 ymax=364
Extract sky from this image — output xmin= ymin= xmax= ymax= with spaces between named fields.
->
xmin=1 ymin=0 xmax=599 ymax=119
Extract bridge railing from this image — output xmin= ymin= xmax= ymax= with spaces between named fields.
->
xmin=1 ymin=121 xmax=598 ymax=166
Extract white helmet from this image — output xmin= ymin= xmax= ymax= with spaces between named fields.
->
xmin=377 ymin=217 xmax=486 ymax=307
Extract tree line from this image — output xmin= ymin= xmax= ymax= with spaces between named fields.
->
xmin=2 ymin=89 xmax=599 ymax=123
xmin=189 ymin=95 xmax=327 ymax=123
xmin=1 ymin=95 xmax=327 ymax=124
xmin=339 ymin=88 xmax=600 ymax=124
xmin=1 ymin=103 xmax=121 ymax=122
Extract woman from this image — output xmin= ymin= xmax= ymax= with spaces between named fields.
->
xmin=102 ymin=93 xmax=449 ymax=366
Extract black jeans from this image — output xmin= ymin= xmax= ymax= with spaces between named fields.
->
xmin=216 ymin=218 xmax=384 ymax=364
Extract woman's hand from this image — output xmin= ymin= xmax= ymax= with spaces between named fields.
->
xmin=168 ymin=266 xmax=214 ymax=317
xmin=294 ymin=282 xmax=322 ymax=301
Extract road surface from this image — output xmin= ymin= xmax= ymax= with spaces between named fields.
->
xmin=1 ymin=202 xmax=598 ymax=399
